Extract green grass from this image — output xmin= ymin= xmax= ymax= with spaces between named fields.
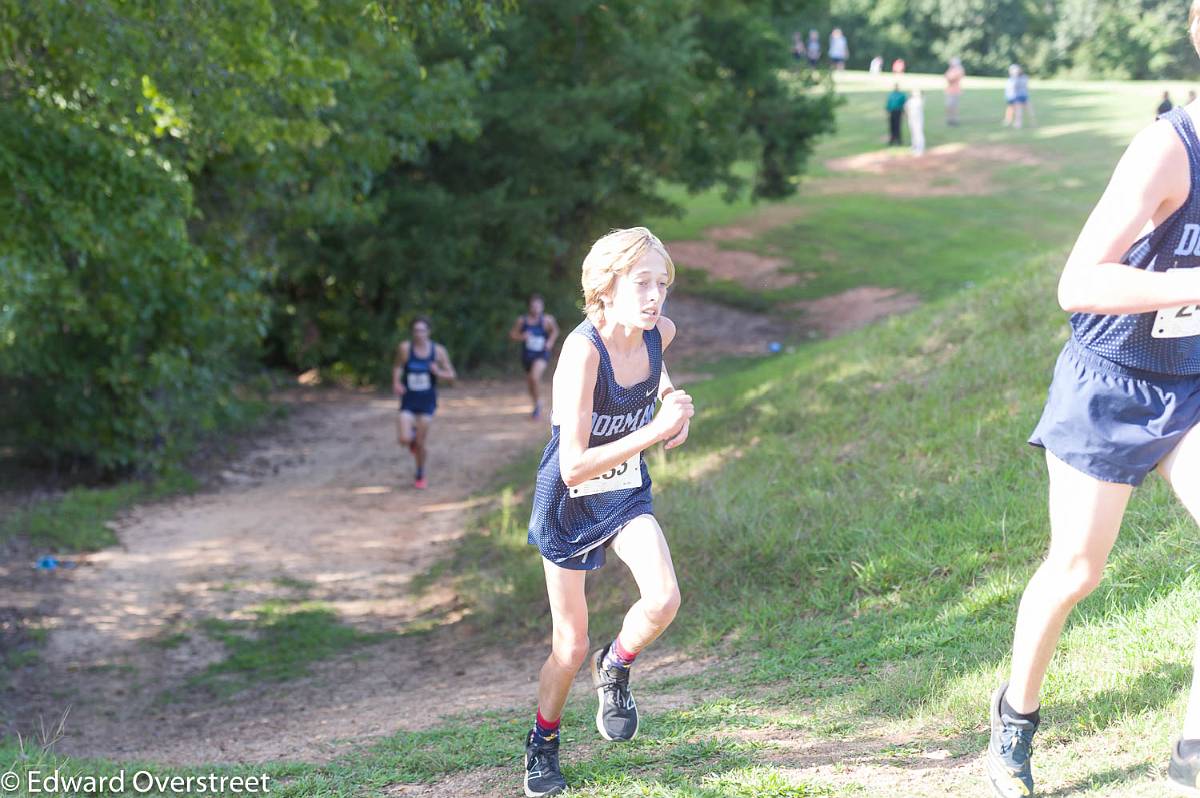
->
xmin=178 ymin=600 xmax=388 ymax=699
xmin=12 ymin=71 xmax=1200 ymax=796
xmin=0 ymin=467 xmax=197 ymax=552
xmin=652 ymin=69 xmax=1165 ymax=318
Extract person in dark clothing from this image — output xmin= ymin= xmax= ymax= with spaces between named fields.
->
xmin=886 ymin=85 xmax=907 ymax=145
xmin=1158 ymin=91 xmax=1174 ymax=119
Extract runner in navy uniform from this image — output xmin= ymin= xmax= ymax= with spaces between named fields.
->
xmin=509 ymin=294 xmax=560 ymax=419
xmin=987 ymin=13 xmax=1200 ymax=794
xmin=393 ymin=318 xmax=456 ymax=490
xmin=521 ymin=228 xmax=693 ymax=797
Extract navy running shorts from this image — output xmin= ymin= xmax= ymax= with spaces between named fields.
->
xmin=522 ymin=351 xmax=549 ymax=373
xmin=548 ymin=513 xmax=652 ymax=571
xmin=399 ymin=395 xmax=436 ymax=417
xmin=1029 ymin=338 xmax=1200 ymax=485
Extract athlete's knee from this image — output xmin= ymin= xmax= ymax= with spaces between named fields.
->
xmin=1043 ymin=555 xmax=1105 ymax=603
xmin=642 ymin=585 xmax=681 ymax=628
xmin=551 ymin=628 xmax=590 ymax=668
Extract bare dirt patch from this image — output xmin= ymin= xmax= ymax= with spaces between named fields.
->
xmin=705 ymin=204 xmax=809 ymax=242
xmin=823 ymin=142 xmax=1044 ymax=197
xmin=663 ymin=295 xmax=801 ymax=362
xmin=788 ymin=286 xmax=921 ymax=337
xmin=668 ymin=240 xmax=807 ymax=292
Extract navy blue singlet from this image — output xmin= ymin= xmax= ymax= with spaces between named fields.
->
xmin=1070 ymin=107 xmax=1200 ymax=375
xmin=400 ymin=341 xmax=438 ymax=415
xmin=528 ymin=320 xmax=661 ymax=568
xmin=521 ymin=315 xmax=550 ymax=369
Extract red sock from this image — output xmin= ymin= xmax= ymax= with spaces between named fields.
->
xmin=604 ymin=635 xmax=638 ymax=669
xmin=535 ymin=709 xmax=560 ymax=739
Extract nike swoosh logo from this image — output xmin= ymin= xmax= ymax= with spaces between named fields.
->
xmin=646 ymin=389 xmax=654 ymax=397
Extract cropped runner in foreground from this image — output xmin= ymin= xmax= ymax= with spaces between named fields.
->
xmin=521 ymin=227 xmax=693 ymax=797
xmin=989 ymin=6 xmax=1200 ymax=796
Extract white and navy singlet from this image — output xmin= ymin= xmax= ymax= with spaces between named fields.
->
xmin=527 ymin=320 xmax=661 ymax=570
xmin=400 ymin=342 xmax=438 ymax=416
xmin=521 ymin=315 xmax=550 ymax=369
xmin=1070 ymin=108 xmax=1200 ymax=375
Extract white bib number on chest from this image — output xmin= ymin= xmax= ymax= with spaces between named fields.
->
xmin=526 ymin=334 xmax=546 ymax=352
xmin=568 ymin=453 xmax=641 ymax=498
xmin=407 ymin=371 xmax=432 ymax=391
xmin=1152 ymin=304 xmax=1200 ymax=338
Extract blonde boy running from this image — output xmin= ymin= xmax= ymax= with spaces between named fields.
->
xmin=521 ymin=228 xmax=693 ymax=797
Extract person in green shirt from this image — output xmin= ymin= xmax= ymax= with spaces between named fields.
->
xmin=886 ymin=85 xmax=907 ymax=146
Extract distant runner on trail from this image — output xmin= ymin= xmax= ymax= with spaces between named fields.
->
xmin=393 ymin=318 xmax=456 ymax=489
xmin=509 ymin=293 xmax=560 ymax=419
xmin=987 ymin=6 xmax=1200 ymax=796
xmin=521 ymin=227 xmax=693 ymax=797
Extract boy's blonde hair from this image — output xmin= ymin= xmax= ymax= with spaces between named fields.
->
xmin=1193 ymin=0 xmax=1200 ymax=57
xmin=581 ymin=227 xmax=674 ymax=320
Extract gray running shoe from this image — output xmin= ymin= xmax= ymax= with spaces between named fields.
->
xmin=1169 ymin=738 xmax=1200 ymax=796
xmin=524 ymin=729 xmax=566 ymax=797
xmin=591 ymin=646 xmax=639 ymax=741
xmin=986 ymin=682 xmax=1038 ymax=798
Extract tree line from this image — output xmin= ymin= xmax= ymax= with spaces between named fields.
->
xmin=788 ymin=0 xmax=1196 ymax=78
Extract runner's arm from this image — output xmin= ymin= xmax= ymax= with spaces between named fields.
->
xmin=392 ymin=342 xmax=408 ymax=395
xmin=556 ymin=334 xmax=691 ymax=487
xmin=1058 ymin=122 xmax=1199 ymax=314
xmin=508 ymin=316 xmax=526 ymax=342
xmin=545 ymin=315 xmax=560 ymax=351
xmin=433 ymin=345 xmax=457 ymax=383
xmin=656 ymin=316 xmax=689 ymax=450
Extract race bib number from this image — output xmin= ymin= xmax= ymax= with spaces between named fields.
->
xmin=568 ymin=453 xmax=641 ymax=498
xmin=1152 ymin=304 xmax=1200 ymax=338
xmin=526 ymin=334 xmax=546 ymax=353
xmin=407 ymin=371 xmax=432 ymax=391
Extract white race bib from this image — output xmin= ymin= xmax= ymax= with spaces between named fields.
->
xmin=407 ymin=371 xmax=432 ymax=391
xmin=1152 ymin=304 xmax=1200 ymax=338
xmin=526 ymin=334 xmax=546 ymax=352
xmin=568 ymin=453 xmax=641 ymax=498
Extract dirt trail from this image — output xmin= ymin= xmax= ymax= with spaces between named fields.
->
xmin=1 ymin=380 xmax=710 ymax=765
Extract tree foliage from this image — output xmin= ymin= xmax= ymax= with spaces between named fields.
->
xmin=0 ymin=0 xmax=501 ymax=472
xmin=0 ymin=0 xmax=836 ymax=472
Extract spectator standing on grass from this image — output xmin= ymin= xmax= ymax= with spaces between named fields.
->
xmin=792 ymin=31 xmax=805 ymax=63
xmin=892 ymin=57 xmax=906 ymax=74
xmin=886 ymin=84 xmax=907 ymax=146
xmin=945 ymin=57 xmax=965 ymax=126
xmin=828 ymin=28 xmax=848 ymax=71
xmin=1004 ymin=64 xmax=1028 ymax=128
xmin=907 ymin=88 xmax=926 ymax=155
xmin=1159 ymin=91 xmax=1175 ymax=119
xmin=869 ymin=55 xmax=883 ymax=74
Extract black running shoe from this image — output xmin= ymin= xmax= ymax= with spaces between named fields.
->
xmin=523 ymin=729 xmax=566 ymax=797
xmin=987 ymin=682 xmax=1038 ymax=798
xmin=1169 ymin=738 xmax=1200 ymax=796
xmin=591 ymin=646 xmax=639 ymax=741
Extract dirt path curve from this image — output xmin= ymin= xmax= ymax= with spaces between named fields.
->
xmin=5 ymin=381 xmax=564 ymax=764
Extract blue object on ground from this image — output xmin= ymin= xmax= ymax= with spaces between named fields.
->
xmin=36 ymin=555 xmax=59 ymax=570
xmin=768 ymin=341 xmax=783 ymax=353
